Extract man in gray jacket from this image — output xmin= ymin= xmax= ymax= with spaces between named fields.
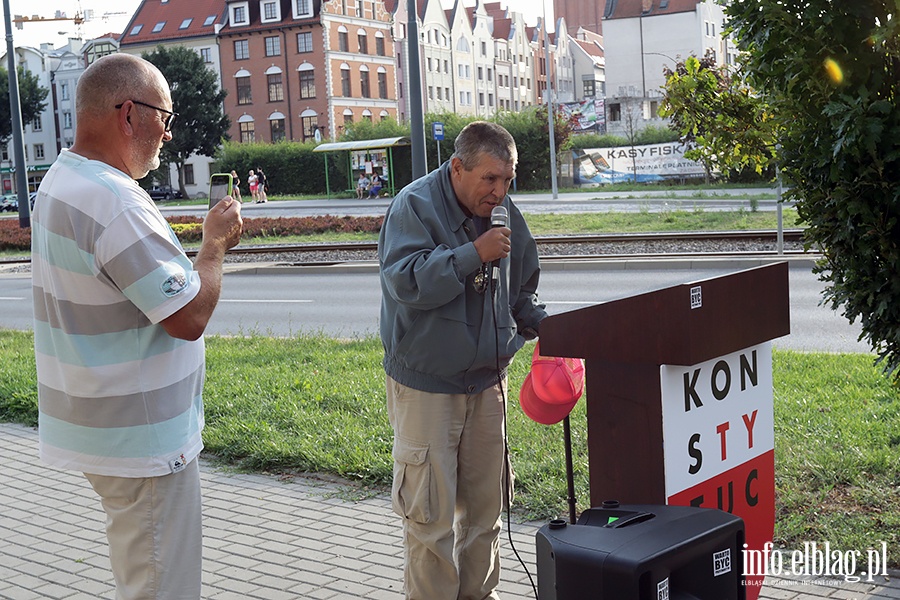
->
xmin=379 ymin=121 xmax=547 ymax=599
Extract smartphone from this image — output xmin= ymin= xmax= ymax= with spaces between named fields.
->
xmin=208 ymin=173 xmax=233 ymax=209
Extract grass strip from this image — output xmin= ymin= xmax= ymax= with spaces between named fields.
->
xmin=1 ymin=330 xmax=896 ymax=563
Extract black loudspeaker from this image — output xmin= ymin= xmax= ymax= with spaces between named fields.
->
xmin=536 ymin=502 xmax=746 ymax=600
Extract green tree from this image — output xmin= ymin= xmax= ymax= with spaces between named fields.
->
xmin=340 ymin=116 xmax=408 ymax=141
xmin=725 ymin=0 xmax=900 ymax=380
xmin=659 ymin=53 xmax=777 ymax=182
xmin=0 ymin=66 xmax=49 ymax=144
xmin=142 ymin=45 xmax=229 ymax=196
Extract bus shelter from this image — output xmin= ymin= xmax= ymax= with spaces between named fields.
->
xmin=313 ymin=136 xmax=410 ymax=197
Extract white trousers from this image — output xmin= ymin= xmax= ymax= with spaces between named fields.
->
xmin=387 ymin=376 xmax=509 ymax=600
xmin=84 ymin=459 xmax=202 ymax=600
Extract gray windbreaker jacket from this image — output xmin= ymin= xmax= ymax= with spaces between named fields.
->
xmin=378 ymin=161 xmax=547 ymax=394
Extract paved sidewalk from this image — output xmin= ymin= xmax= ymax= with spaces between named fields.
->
xmin=1 ymin=422 xmax=897 ymax=600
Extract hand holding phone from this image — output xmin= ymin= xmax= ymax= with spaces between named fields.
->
xmin=209 ymin=173 xmax=233 ymax=209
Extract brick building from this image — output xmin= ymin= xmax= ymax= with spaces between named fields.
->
xmin=219 ymin=0 xmax=399 ymax=142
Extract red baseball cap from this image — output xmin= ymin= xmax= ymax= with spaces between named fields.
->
xmin=519 ymin=372 xmax=578 ymax=425
xmin=530 ymin=342 xmax=585 ymax=405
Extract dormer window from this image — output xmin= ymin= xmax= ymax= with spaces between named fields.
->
xmin=231 ymin=2 xmax=250 ymax=26
xmin=261 ymin=0 xmax=281 ymax=22
xmin=294 ymin=0 xmax=313 ymax=19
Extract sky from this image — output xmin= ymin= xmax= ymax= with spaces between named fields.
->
xmin=5 ymin=0 xmax=553 ymax=51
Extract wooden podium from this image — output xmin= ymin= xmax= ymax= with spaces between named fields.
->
xmin=539 ymin=263 xmax=790 ymax=596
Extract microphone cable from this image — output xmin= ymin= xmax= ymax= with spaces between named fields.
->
xmin=490 ymin=263 xmax=539 ymax=600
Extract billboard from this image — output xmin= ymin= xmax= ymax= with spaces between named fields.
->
xmin=560 ymin=98 xmax=606 ymax=133
xmin=572 ymin=142 xmax=706 ymax=185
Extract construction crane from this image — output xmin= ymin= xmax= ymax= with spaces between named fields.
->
xmin=12 ymin=12 xmax=85 ymax=30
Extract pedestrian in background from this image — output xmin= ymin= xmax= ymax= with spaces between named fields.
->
xmin=256 ymin=167 xmax=268 ymax=203
xmin=230 ymin=169 xmax=242 ymax=202
xmin=248 ymin=169 xmax=259 ymax=202
xmin=31 ymin=53 xmax=242 ymax=600
xmin=378 ymin=121 xmax=547 ymax=599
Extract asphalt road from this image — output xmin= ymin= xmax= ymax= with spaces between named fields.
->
xmin=153 ymin=186 xmax=790 ymax=218
xmin=0 ymin=262 xmax=867 ymax=354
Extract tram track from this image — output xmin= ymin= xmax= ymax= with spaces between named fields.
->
xmin=0 ymin=230 xmax=812 ymax=270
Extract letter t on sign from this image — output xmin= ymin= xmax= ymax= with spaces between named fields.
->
xmin=691 ymin=286 xmax=702 ymax=309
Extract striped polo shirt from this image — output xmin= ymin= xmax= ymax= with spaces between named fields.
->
xmin=32 ymin=150 xmax=205 ymax=478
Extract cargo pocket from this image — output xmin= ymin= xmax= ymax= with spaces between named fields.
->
xmin=391 ymin=438 xmax=434 ymax=524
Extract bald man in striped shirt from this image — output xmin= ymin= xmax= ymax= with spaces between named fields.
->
xmin=31 ymin=53 xmax=242 ymax=600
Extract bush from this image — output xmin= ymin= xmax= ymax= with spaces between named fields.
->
xmin=1 ymin=216 xmax=384 ymax=249
xmin=726 ymin=0 xmax=900 ymax=379
xmin=0 ymin=220 xmax=30 ymax=251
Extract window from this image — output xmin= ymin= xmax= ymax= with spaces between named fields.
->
xmin=339 ymin=29 xmax=349 ymax=52
xmin=477 ymin=66 xmax=483 ymax=80
xmin=203 ymin=15 xmax=216 ymax=26
xmin=358 ymin=31 xmax=368 ymax=54
xmin=360 ymin=67 xmax=370 ymax=98
xmin=34 ymin=144 xmax=44 ymax=160
xmin=268 ymin=73 xmax=284 ymax=101
xmin=237 ymin=77 xmax=252 ymax=104
xmin=270 ymin=118 xmax=286 ymax=142
xmin=129 ymin=25 xmax=143 ymax=36
xmin=299 ymin=69 xmax=315 ymax=98
xmin=295 ymin=0 xmax=312 ymax=17
xmin=341 ymin=67 xmax=351 ymax=96
xmin=375 ymin=33 xmax=385 ymax=56
xmin=479 ymin=92 xmax=484 ymax=106
xmin=262 ymin=1 xmax=279 ymax=20
xmin=31 ymin=115 xmax=42 ymax=131
xmin=481 ymin=41 xmax=486 ymax=56
xmin=583 ymin=80 xmax=595 ymax=97
xmin=298 ymin=31 xmax=313 ymax=52
xmin=428 ymin=86 xmax=433 ymax=100
xmin=357 ymin=0 xmax=364 ymax=16
xmin=265 ymin=36 xmax=281 ymax=56
xmin=301 ymin=114 xmax=318 ymax=141
xmin=343 ymin=112 xmax=353 ymax=126
xmin=180 ymin=18 xmax=192 ymax=29
xmin=239 ymin=121 xmax=255 ymax=143
xmin=152 ymin=22 xmax=165 ymax=33
xmin=200 ymin=48 xmax=212 ymax=63
xmin=235 ymin=40 xmax=249 ymax=60
xmin=184 ymin=164 xmax=195 ymax=185
xmin=232 ymin=5 xmax=248 ymax=24
xmin=378 ymin=70 xmax=387 ymax=99
xmin=487 ymin=68 xmax=492 ymax=82
xmin=60 ymin=83 xmax=70 ymax=100
xmin=63 ymin=112 xmax=73 ymax=129
xmin=609 ymin=102 xmax=621 ymax=122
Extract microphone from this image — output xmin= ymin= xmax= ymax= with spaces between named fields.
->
xmin=490 ymin=205 xmax=508 ymax=287
xmin=491 ymin=205 xmax=508 ymax=229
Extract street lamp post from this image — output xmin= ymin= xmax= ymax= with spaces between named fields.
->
xmin=3 ymin=0 xmax=31 ymax=228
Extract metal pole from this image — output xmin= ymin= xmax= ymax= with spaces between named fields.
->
xmin=563 ymin=415 xmax=577 ymax=524
xmin=776 ymin=157 xmax=784 ymax=255
xmin=542 ymin=4 xmax=558 ymax=198
xmin=406 ymin=0 xmax=426 ymax=179
xmin=3 ymin=0 xmax=31 ymax=228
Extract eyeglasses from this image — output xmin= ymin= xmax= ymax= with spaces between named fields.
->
xmin=115 ymin=100 xmax=178 ymax=132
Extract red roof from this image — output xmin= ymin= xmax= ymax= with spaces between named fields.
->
xmin=575 ymin=39 xmax=603 ymax=58
xmin=492 ymin=17 xmax=511 ymax=40
xmin=119 ymin=0 xmax=226 ymax=46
